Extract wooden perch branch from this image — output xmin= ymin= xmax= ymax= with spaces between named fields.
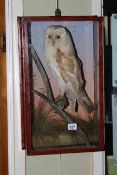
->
xmin=31 ymin=45 xmax=54 ymax=104
xmin=31 ymin=44 xmax=91 ymax=145
xmin=32 ymin=89 xmax=73 ymax=123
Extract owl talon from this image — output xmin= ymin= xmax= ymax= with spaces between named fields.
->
xmin=55 ymin=95 xmax=69 ymax=110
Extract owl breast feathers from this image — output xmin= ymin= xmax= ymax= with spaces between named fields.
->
xmin=44 ymin=25 xmax=93 ymax=112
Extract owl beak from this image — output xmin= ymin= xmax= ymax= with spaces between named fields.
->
xmin=52 ymin=40 xmax=55 ymax=45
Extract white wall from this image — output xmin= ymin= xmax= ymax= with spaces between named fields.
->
xmin=23 ymin=0 xmax=91 ymax=16
xmin=26 ymin=153 xmax=92 ymax=175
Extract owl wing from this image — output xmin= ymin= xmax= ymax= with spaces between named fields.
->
xmin=55 ymin=49 xmax=94 ymax=112
xmin=56 ymin=49 xmax=84 ymax=95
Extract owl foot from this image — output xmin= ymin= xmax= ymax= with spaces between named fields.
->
xmin=55 ymin=95 xmax=69 ymax=110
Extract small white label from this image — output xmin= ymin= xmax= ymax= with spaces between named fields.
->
xmin=68 ymin=123 xmax=77 ymax=130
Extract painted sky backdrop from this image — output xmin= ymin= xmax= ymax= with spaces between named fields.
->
xmin=31 ymin=21 xmax=99 ymax=110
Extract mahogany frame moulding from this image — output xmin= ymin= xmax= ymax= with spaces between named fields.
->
xmin=18 ymin=16 xmax=104 ymax=155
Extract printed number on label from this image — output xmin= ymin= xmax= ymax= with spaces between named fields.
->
xmin=68 ymin=123 xmax=77 ymax=130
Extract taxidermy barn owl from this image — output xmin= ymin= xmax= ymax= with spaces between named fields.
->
xmin=44 ymin=25 xmax=94 ymax=113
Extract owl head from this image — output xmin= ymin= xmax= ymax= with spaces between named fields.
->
xmin=45 ymin=25 xmax=75 ymax=54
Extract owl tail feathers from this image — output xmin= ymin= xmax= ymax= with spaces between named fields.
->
xmin=77 ymin=90 xmax=94 ymax=113
xmin=70 ymin=99 xmax=77 ymax=112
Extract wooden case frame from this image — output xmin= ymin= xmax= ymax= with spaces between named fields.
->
xmin=18 ymin=16 xmax=104 ymax=155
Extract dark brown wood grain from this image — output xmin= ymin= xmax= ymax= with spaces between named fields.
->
xmin=0 ymin=0 xmax=8 ymax=174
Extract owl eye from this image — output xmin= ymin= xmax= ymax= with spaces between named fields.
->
xmin=56 ymin=35 xmax=60 ymax=39
xmin=48 ymin=35 xmax=51 ymax=39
